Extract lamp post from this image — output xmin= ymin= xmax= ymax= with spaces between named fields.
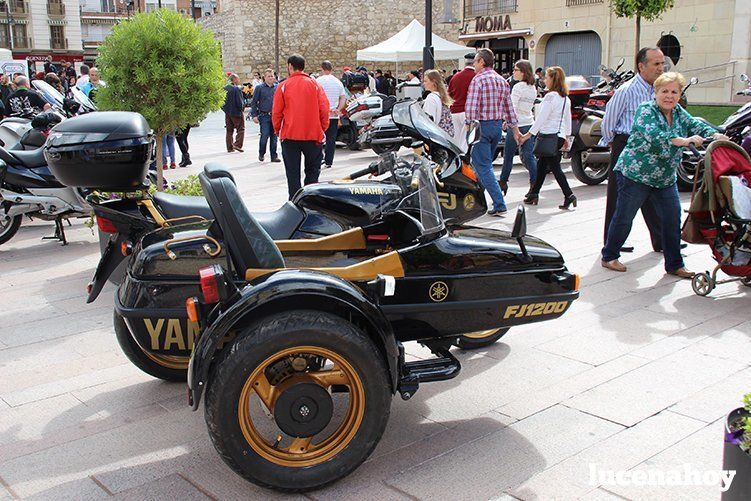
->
xmin=422 ymin=0 xmax=434 ymax=71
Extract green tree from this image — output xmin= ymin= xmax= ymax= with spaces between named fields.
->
xmin=96 ymin=9 xmax=226 ymax=190
xmin=611 ymin=0 xmax=674 ymax=60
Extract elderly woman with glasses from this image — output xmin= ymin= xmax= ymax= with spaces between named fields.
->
xmin=601 ymin=72 xmax=728 ymax=278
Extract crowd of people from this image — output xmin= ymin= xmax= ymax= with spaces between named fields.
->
xmin=214 ymin=46 xmax=727 ymax=280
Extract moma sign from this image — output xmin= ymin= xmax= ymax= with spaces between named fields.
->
xmin=475 ymin=15 xmax=512 ymax=33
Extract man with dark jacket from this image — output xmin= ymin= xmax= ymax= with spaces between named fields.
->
xmin=222 ymin=73 xmax=245 ymax=153
xmin=4 ymin=76 xmax=50 ymax=118
xmin=272 ymin=54 xmax=329 ymax=199
xmin=250 ymin=69 xmax=280 ymax=162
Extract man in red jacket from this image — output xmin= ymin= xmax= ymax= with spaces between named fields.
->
xmin=272 ymin=54 xmax=330 ymax=199
xmin=447 ymin=52 xmax=476 ymax=151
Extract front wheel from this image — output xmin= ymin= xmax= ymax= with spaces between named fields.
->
xmin=204 ymin=310 xmax=391 ymax=492
xmin=113 ymin=312 xmax=188 ymax=381
xmin=570 ymin=149 xmax=610 ymax=185
xmin=0 ymin=214 xmax=21 ymax=245
xmin=691 ymin=273 xmax=714 ymax=297
xmin=455 ymin=328 xmax=509 ymax=349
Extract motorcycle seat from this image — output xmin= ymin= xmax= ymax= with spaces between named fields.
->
xmin=0 ymin=146 xmax=47 ymax=168
xmin=154 ymin=183 xmax=304 ymax=241
xmin=199 ymin=170 xmax=284 ymax=272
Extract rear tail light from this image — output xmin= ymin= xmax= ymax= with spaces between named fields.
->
xmin=97 ymin=216 xmax=118 ymax=234
xmin=199 ymin=265 xmax=222 ymax=304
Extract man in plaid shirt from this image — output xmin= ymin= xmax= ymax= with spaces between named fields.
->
xmin=466 ymin=48 xmax=521 ymax=216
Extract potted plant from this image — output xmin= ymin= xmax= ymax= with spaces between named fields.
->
xmin=95 ymin=9 xmax=225 ymax=191
xmin=723 ymin=393 xmax=751 ymax=500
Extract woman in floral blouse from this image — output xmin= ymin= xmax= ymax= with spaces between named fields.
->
xmin=601 ymin=72 xmax=727 ymax=278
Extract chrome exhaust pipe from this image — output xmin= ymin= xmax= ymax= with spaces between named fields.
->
xmin=0 ymin=189 xmax=73 ymax=215
xmin=582 ymin=151 xmax=611 ymax=164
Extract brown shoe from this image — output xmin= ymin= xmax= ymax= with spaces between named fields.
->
xmin=234 ymin=147 xmax=244 ymax=153
xmin=601 ymin=259 xmax=627 ymax=272
xmin=667 ymin=267 xmax=695 ymax=279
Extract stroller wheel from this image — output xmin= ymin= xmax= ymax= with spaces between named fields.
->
xmin=741 ymin=276 xmax=751 ymax=287
xmin=691 ymin=272 xmax=714 ymax=296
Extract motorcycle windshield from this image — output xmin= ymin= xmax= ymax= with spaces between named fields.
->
xmin=31 ymin=80 xmax=64 ymax=109
xmin=71 ymin=87 xmax=97 ymax=113
xmin=393 ymin=101 xmax=463 ymax=158
xmin=393 ymin=156 xmax=445 ymax=236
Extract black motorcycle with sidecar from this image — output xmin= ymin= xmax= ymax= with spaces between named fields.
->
xmin=46 ymin=105 xmax=502 ymax=382
xmin=104 ymin=104 xmax=580 ymax=491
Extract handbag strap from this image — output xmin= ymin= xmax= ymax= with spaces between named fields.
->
xmin=556 ymin=95 xmax=566 ymax=134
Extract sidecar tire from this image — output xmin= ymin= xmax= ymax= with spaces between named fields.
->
xmin=113 ymin=312 xmax=188 ymax=382
xmin=204 ymin=310 xmax=391 ymax=492
xmin=455 ymin=328 xmax=509 ymax=349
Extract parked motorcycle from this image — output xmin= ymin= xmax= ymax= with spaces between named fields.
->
xmin=337 ymin=93 xmax=397 ymax=150
xmin=677 ymin=73 xmax=751 ymax=189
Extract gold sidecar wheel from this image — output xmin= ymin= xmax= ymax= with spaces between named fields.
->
xmin=204 ymin=310 xmax=391 ymax=492
xmin=113 ymin=312 xmax=188 ymax=381
xmin=454 ymin=328 xmax=509 ymax=350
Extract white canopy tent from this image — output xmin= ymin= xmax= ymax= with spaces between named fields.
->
xmin=356 ymin=19 xmax=470 ymax=64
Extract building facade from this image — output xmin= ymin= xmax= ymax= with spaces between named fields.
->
xmin=205 ymin=0 xmax=750 ymax=104
xmin=79 ymin=0 xmax=217 ymax=64
xmin=0 ymin=0 xmax=84 ymax=67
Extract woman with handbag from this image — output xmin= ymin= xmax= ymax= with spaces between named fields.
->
xmin=422 ymin=69 xmax=455 ymax=137
xmin=519 ymin=66 xmax=576 ymax=209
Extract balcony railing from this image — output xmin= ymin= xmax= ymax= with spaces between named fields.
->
xmin=566 ymin=0 xmax=603 ymax=5
xmin=50 ymin=37 xmax=67 ymax=49
xmin=47 ymin=2 xmax=65 ymax=16
xmin=463 ymin=0 xmax=518 ymax=18
xmin=9 ymin=1 xmax=29 ymax=16
xmin=0 ymin=36 xmax=32 ymax=49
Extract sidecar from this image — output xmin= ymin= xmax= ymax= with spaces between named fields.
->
xmin=115 ymin=147 xmax=579 ymax=492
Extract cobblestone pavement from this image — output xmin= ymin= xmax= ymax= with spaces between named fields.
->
xmin=0 ymin=112 xmax=748 ymax=500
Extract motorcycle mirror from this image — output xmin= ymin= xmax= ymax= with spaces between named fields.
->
xmin=511 ymin=205 xmax=527 ymax=239
xmin=741 ymin=73 xmax=749 ymax=83
xmin=689 ymin=77 xmax=699 ymax=85
xmin=616 ymin=57 xmax=625 ymax=70
xmin=466 ymin=120 xmax=481 ymax=146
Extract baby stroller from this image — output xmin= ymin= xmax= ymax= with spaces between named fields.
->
xmin=682 ymin=140 xmax=751 ymax=296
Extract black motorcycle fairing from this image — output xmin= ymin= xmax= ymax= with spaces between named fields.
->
xmin=393 ymin=101 xmax=463 ymax=159
xmin=2 ymin=163 xmax=64 ymax=189
xmin=293 ymin=181 xmax=403 ymax=227
xmin=186 ymin=269 xmax=400 ymax=409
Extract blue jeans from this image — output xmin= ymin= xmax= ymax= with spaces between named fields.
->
xmin=501 ymin=124 xmax=537 ymax=184
xmin=602 ymin=173 xmax=684 ymax=271
xmin=258 ymin=114 xmax=278 ymax=158
xmin=162 ymin=134 xmax=176 ymax=165
xmin=471 ymin=120 xmax=506 ymax=211
xmin=324 ymin=119 xmax=339 ymax=166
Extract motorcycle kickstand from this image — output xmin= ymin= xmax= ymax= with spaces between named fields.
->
xmin=42 ymin=216 xmax=68 ymax=245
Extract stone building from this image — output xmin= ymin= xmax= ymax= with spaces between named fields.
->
xmin=203 ymin=0 xmax=750 ymax=104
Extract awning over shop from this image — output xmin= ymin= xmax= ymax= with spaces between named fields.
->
xmin=356 ymin=19 xmax=469 ymax=62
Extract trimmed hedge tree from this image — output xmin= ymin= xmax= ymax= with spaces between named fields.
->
xmin=96 ymin=9 xmax=226 ymax=189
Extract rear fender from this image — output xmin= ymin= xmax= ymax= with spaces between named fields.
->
xmin=188 ymin=270 xmax=398 ymax=409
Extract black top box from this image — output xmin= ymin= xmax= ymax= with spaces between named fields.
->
xmin=45 ymin=111 xmax=153 ymax=191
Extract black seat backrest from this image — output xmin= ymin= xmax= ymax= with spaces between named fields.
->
xmin=204 ymin=162 xmax=235 ymax=184
xmin=198 ymin=169 xmax=284 ymax=273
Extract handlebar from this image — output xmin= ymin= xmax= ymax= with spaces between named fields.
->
xmin=346 ymin=163 xmax=378 ymax=180
xmin=688 ymin=143 xmax=701 ymax=158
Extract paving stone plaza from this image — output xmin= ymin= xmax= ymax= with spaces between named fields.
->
xmin=0 ymin=112 xmax=748 ymax=500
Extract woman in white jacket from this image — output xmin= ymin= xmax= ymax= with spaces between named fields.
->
xmin=499 ymin=60 xmax=538 ymax=197
xmin=519 ymin=66 xmax=576 ymax=209
xmin=422 ymin=69 xmax=455 ymax=138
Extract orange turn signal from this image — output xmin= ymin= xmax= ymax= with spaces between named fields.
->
xmin=186 ymin=297 xmax=200 ymax=323
xmin=120 ymin=241 xmax=133 ymax=257
xmin=573 ymin=274 xmax=581 ymax=292
xmin=461 ymin=162 xmax=478 ymax=182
